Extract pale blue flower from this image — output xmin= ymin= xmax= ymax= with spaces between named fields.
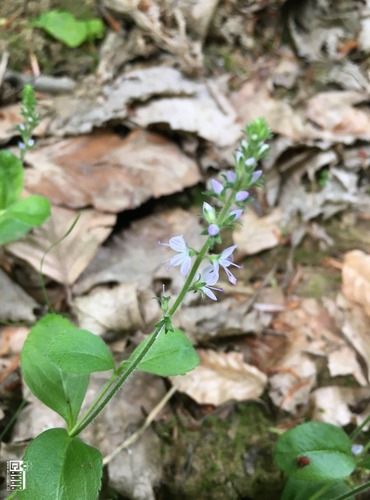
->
xmin=159 ymin=235 xmax=192 ymax=276
xmin=213 ymin=245 xmax=242 ymax=285
xmin=235 ymin=191 xmax=249 ymax=202
xmin=245 ymin=158 xmax=256 ymax=168
xmin=203 ymin=202 xmax=216 ymax=222
xmin=208 ymin=224 xmax=220 ymax=236
xmin=211 ymin=179 xmax=223 ymax=195
xmin=229 ymin=209 xmax=243 ymax=221
xmin=226 ymin=171 xmax=236 ymax=183
xmin=251 ymin=170 xmax=263 ymax=184
xmin=198 ymin=265 xmax=221 ymax=301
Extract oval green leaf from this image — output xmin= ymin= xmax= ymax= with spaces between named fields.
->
xmin=7 ymin=195 xmax=51 ymax=226
xmin=21 ymin=314 xmax=89 ymax=428
xmin=274 ymin=422 xmax=355 ymax=482
xmin=0 ymin=150 xmax=23 ymax=209
xmin=281 ymin=478 xmax=353 ymax=500
xmin=18 ymin=428 xmax=102 ymax=500
xmin=48 ymin=327 xmax=115 ymax=374
xmin=130 ymin=328 xmax=199 ymax=376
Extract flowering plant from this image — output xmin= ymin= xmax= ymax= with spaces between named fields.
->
xmin=0 ymin=85 xmax=50 ymax=245
xmin=17 ymin=118 xmax=272 ymax=499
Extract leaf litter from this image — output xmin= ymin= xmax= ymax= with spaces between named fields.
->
xmin=1 ymin=0 xmax=370 ymax=497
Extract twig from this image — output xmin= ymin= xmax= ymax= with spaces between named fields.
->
xmin=102 ymin=385 xmax=177 ymax=466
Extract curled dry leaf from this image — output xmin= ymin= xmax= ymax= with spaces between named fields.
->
xmin=342 ymin=250 xmax=370 ymax=317
xmin=171 ymin=349 xmax=267 ymax=406
xmin=6 ymin=206 xmax=116 ymax=285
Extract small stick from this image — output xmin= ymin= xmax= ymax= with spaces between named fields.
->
xmin=103 ymin=385 xmax=177 ymax=465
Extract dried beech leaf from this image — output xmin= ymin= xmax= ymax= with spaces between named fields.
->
xmin=6 ymin=206 xmax=116 ymax=285
xmin=171 ymin=349 xmax=267 ymax=405
xmin=342 ymin=250 xmax=370 ymax=317
xmin=24 ymin=130 xmax=201 ymax=212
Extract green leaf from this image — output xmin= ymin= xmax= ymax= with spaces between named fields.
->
xmin=34 ymin=10 xmax=105 ymax=48
xmin=21 ymin=314 xmax=89 ymax=428
xmin=0 ymin=216 xmax=31 ymax=245
xmin=18 ymin=428 xmax=102 ymax=500
xmin=358 ymin=456 xmax=370 ymax=469
xmin=274 ymin=422 xmax=355 ymax=482
xmin=131 ymin=328 xmax=199 ymax=376
xmin=48 ymin=327 xmax=115 ymax=374
xmin=7 ymin=195 xmax=51 ymax=226
xmin=281 ymin=478 xmax=353 ymax=500
xmin=0 ymin=150 xmax=23 ymax=209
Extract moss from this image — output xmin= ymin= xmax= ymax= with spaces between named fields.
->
xmin=158 ymin=403 xmax=283 ymax=499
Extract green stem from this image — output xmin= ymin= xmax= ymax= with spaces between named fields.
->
xmin=350 ymin=414 xmax=370 ymax=441
xmin=332 ymin=480 xmax=370 ymax=500
xmin=308 ymin=482 xmax=333 ymax=500
xmin=69 ymin=176 xmax=244 ymax=437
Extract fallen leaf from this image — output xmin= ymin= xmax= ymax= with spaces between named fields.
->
xmin=24 ymin=130 xmax=201 ymax=212
xmin=337 ymin=293 xmax=370 ymax=382
xmin=327 ymin=345 xmax=367 ymax=386
xmin=75 ymin=208 xmax=204 ymax=295
xmin=311 ymin=386 xmax=370 ymax=427
xmin=306 ymin=91 xmax=370 ymax=140
xmin=0 ymin=326 xmax=29 ymax=356
xmin=6 ymin=206 xmax=116 ymax=285
xmin=233 ymin=208 xmax=281 ymax=256
xmin=171 ymin=349 xmax=267 ymax=405
xmin=0 ymin=268 xmax=38 ymax=322
xmin=342 ymin=250 xmax=370 ymax=317
xmin=73 ymin=284 xmax=160 ymax=335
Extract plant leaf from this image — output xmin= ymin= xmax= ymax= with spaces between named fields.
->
xmin=21 ymin=314 xmax=89 ymax=428
xmin=34 ymin=10 xmax=104 ymax=48
xmin=0 ymin=150 xmax=23 ymax=209
xmin=281 ymin=478 xmax=353 ymax=500
xmin=0 ymin=217 xmax=31 ymax=245
xmin=130 ymin=328 xmax=199 ymax=376
xmin=7 ymin=195 xmax=51 ymax=226
xmin=48 ymin=327 xmax=115 ymax=374
xmin=274 ymin=422 xmax=355 ymax=482
xmin=18 ymin=428 xmax=102 ymax=500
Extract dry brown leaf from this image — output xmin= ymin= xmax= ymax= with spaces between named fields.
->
xmin=0 ymin=326 xmax=29 ymax=357
xmin=267 ymin=298 xmax=350 ymax=413
xmin=230 ymin=73 xmax=312 ymax=141
xmin=171 ymin=349 xmax=267 ymax=405
xmin=75 ymin=208 xmax=204 ymax=295
xmin=0 ymin=268 xmax=38 ymax=322
xmin=6 ymin=206 xmax=116 ymax=285
xmin=24 ymin=130 xmax=201 ymax=212
xmin=233 ymin=208 xmax=281 ymax=256
xmin=342 ymin=250 xmax=370 ymax=317
xmin=73 ymin=284 xmax=160 ymax=335
xmin=337 ymin=293 xmax=370 ymax=382
xmin=327 ymin=345 xmax=367 ymax=386
xmin=0 ymin=104 xmax=22 ymax=144
xmin=306 ymin=91 xmax=370 ymax=141
xmin=311 ymin=386 xmax=370 ymax=427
